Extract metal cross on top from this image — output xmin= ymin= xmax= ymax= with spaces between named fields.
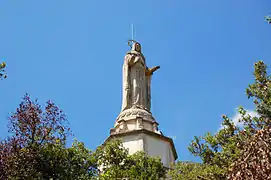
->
xmin=128 ymin=24 xmax=137 ymax=48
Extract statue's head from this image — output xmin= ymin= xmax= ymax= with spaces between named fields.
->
xmin=132 ymin=42 xmax=141 ymax=53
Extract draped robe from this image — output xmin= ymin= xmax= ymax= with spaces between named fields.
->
xmin=121 ymin=52 xmax=149 ymax=111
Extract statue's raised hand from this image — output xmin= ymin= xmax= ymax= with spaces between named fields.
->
xmin=145 ymin=66 xmax=160 ymax=76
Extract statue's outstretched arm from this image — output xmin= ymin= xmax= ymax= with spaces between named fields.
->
xmin=145 ymin=66 xmax=160 ymax=76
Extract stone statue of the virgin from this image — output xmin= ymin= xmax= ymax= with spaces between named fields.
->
xmin=121 ymin=41 xmax=160 ymax=112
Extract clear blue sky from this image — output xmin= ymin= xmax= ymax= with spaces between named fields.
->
xmin=0 ymin=0 xmax=270 ymax=162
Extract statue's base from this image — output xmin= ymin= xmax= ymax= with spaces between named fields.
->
xmin=107 ymin=108 xmax=178 ymax=169
xmin=105 ymin=129 xmax=178 ymax=168
xmin=110 ymin=108 xmax=159 ymax=135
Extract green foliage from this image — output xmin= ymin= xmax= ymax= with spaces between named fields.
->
xmin=186 ymin=114 xmax=240 ymax=179
xmin=1 ymin=140 xmax=97 ymax=179
xmin=0 ymin=62 xmax=7 ymax=79
xmin=168 ymin=161 xmax=225 ymax=180
xmin=127 ymin=151 xmax=166 ymax=179
xmin=38 ymin=140 xmax=97 ymax=179
xmin=246 ymin=61 xmax=271 ymax=121
xmin=181 ymin=61 xmax=271 ymax=179
xmin=227 ymin=61 xmax=271 ymax=179
xmin=0 ymin=95 xmax=167 ymax=179
xmin=0 ymin=94 xmax=97 ymax=179
xmin=96 ymin=139 xmax=166 ymax=180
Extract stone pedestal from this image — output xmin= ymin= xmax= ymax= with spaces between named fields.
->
xmin=106 ymin=129 xmax=177 ymax=168
xmin=108 ymin=107 xmax=177 ymax=168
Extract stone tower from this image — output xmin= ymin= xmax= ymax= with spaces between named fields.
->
xmin=105 ymin=41 xmax=177 ymax=168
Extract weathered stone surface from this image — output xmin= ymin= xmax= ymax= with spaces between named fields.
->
xmin=105 ymin=129 xmax=178 ymax=168
xmin=113 ymin=41 xmax=161 ymax=134
xmin=106 ymin=41 xmax=177 ymax=168
xmin=121 ymin=42 xmax=160 ymax=112
xmin=117 ymin=108 xmax=155 ymax=122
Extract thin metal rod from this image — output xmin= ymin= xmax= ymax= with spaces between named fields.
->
xmin=131 ymin=24 xmax=134 ymax=41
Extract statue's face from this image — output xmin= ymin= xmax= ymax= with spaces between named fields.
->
xmin=135 ymin=43 xmax=141 ymax=52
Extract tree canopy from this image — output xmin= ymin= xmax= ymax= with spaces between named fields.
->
xmin=0 ymin=94 xmax=97 ymax=179
xmin=0 ymin=94 xmax=166 ymax=179
xmin=168 ymin=60 xmax=271 ymax=179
